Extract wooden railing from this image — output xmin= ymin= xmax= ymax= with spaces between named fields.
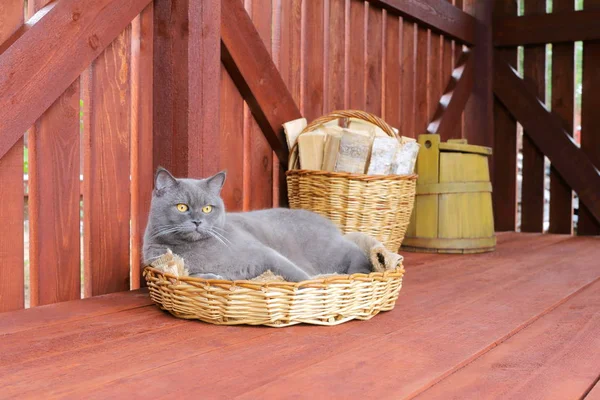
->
xmin=0 ymin=0 xmax=482 ymax=312
xmin=492 ymin=0 xmax=600 ymax=235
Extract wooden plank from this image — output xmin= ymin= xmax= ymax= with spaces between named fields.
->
xmin=78 ymin=235 xmax=600 ymax=399
xmin=440 ymin=37 xmax=454 ymax=140
xmin=82 ymin=28 xmax=132 ymax=297
xmin=245 ymin=0 xmax=273 ymax=210
xmin=520 ymin=0 xmax=546 ymax=233
xmin=220 ymin=66 xmax=245 ymax=211
xmin=579 ymin=0 xmax=600 ymax=236
xmin=302 ymin=0 xmax=325 ymax=122
xmin=0 ymin=0 xmax=152 ymax=162
xmin=428 ymin=30 xmax=442 ymax=126
xmin=0 ymin=233 xmax=570 ymax=396
xmin=0 ymin=233 xmax=538 ymax=388
xmin=365 ymin=5 xmax=383 ymax=116
xmin=462 ymin=1 xmax=493 ymax=149
xmin=368 ymin=0 xmax=476 ymax=45
xmin=0 ymin=0 xmax=24 ymax=314
xmin=231 ymin=237 xmax=600 ymax=399
xmin=400 ymin=19 xmax=416 ymax=138
xmin=221 ymin=0 xmax=301 ymax=165
xmin=0 ymin=289 xmax=151 ymax=336
xmin=494 ymin=10 xmax=600 ymax=46
xmin=587 ymin=382 xmax=600 ymax=400
xmin=326 ymin=0 xmax=346 ymax=112
xmin=152 ymin=0 xmax=220 ymax=178
xmin=494 ymin=55 xmax=600 ymax=225
xmin=418 ymin=279 xmax=600 ymax=399
xmin=427 ymin=50 xmax=473 ymax=139
xmin=492 ymin=0 xmax=518 ymax=232
xmin=383 ymin=13 xmax=401 ymax=129
xmin=27 ymin=0 xmax=80 ymax=307
xmin=549 ymin=0 xmax=574 ymax=234
xmin=273 ymin=0 xmax=301 ymax=207
xmin=415 ymin=27 xmax=429 ymax=135
xmin=346 ymin=0 xmax=365 ymax=110
xmin=130 ymin=4 xmax=153 ymax=289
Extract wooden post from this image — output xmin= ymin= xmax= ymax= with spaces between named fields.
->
xmin=153 ymin=0 xmax=221 ymax=179
xmin=463 ymin=1 xmax=493 ymax=150
xmin=492 ymin=0 xmax=518 ymax=232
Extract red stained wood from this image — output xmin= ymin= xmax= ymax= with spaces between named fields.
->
xmin=0 ymin=0 xmax=24 ymax=313
xmin=302 ymin=0 xmax=325 ymax=122
xmin=346 ymin=0 xmax=365 ymax=110
xmin=0 ymin=289 xmax=151 ymax=336
xmin=494 ymin=55 xmax=600 ymax=226
xmin=152 ymin=0 xmax=220 ymax=179
xmin=400 ymin=20 xmax=416 ymax=137
xmin=417 ymin=279 xmax=600 ymax=399
xmin=29 ymin=83 xmax=81 ymax=306
xmin=415 ymin=27 xmax=429 ymax=135
xmin=383 ymin=13 xmax=401 ymax=129
xmin=365 ymin=5 xmax=383 ymax=116
xmin=0 ymin=0 xmax=152 ymax=162
xmin=369 ymin=0 xmax=476 ymax=45
xmin=427 ymin=50 xmax=473 ymax=139
xmin=428 ymin=31 xmax=442 ymax=124
xmin=221 ymin=0 xmax=300 ymax=164
xmin=520 ymin=0 xmax=546 ymax=233
xmin=27 ymin=0 xmax=80 ymax=307
xmin=7 ymin=234 xmax=592 ymax=399
xmin=220 ymin=66 xmax=245 ymax=211
xmin=579 ymin=0 xmax=600 ymax=236
xmin=245 ymin=0 xmax=274 ymax=210
xmin=130 ymin=4 xmax=154 ymax=288
xmin=82 ymin=28 xmax=132 ymax=297
xmin=326 ymin=0 xmax=346 ymax=112
xmin=494 ymin=9 xmax=600 ymax=47
xmin=492 ymin=0 xmax=518 ymax=232
xmin=549 ymin=0 xmax=574 ymax=235
xmin=462 ymin=1 xmax=493 ymax=148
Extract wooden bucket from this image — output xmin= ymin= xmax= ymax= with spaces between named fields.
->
xmin=402 ymin=134 xmax=496 ymax=254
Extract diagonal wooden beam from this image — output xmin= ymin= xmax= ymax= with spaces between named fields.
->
xmin=369 ymin=0 xmax=476 ymax=45
xmin=427 ymin=49 xmax=473 ymax=139
xmin=494 ymin=10 xmax=600 ymax=46
xmin=493 ymin=52 xmax=600 ymax=224
xmin=0 ymin=0 xmax=153 ymax=161
xmin=221 ymin=0 xmax=301 ymax=164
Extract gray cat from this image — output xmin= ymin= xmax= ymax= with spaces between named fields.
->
xmin=142 ymin=168 xmax=372 ymax=281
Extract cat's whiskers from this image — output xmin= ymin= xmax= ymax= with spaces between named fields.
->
xmin=208 ymin=228 xmax=233 ymax=247
xmin=206 ymin=230 xmax=231 ymax=251
xmin=151 ymin=226 xmax=182 ymax=239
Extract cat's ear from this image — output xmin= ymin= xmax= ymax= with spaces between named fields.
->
xmin=155 ymin=167 xmax=178 ymax=190
xmin=205 ymin=170 xmax=227 ymax=195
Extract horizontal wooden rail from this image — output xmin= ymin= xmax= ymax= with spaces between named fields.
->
xmin=0 ymin=0 xmax=152 ymax=161
xmin=427 ymin=49 xmax=473 ymax=138
xmin=494 ymin=10 xmax=600 ymax=46
xmin=370 ymin=0 xmax=476 ymax=45
xmin=493 ymin=53 xmax=600 ymax=224
xmin=221 ymin=0 xmax=301 ymax=164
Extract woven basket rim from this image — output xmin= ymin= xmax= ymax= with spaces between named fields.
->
xmin=286 ymin=169 xmax=418 ymax=181
xmin=144 ymin=265 xmax=405 ymax=289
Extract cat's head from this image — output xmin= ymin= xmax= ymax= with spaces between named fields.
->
xmin=147 ymin=167 xmax=227 ymax=243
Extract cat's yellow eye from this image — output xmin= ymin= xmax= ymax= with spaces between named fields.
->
xmin=202 ymin=205 xmax=213 ymax=214
xmin=176 ymin=203 xmax=189 ymax=213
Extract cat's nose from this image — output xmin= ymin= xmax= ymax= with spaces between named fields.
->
xmin=192 ymin=220 xmax=202 ymax=226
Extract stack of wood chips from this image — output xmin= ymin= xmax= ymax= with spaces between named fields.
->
xmin=283 ymin=117 xmax=420 ymax=175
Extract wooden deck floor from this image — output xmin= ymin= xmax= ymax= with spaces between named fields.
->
xmin=1 ymin=232 xmax=599 ymax=399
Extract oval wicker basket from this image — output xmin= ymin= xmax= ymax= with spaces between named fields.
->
xmin=143 ymin=264 xmax=405 ymax=327
xmin=286 ymin=110 xmax=417 ymax=251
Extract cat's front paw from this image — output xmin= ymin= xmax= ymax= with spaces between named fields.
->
xmin=189 ymin=273 xmax=225 ymax=280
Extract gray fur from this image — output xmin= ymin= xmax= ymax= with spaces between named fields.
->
xmin=143 ymin=168 xmax=372 ymax=281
